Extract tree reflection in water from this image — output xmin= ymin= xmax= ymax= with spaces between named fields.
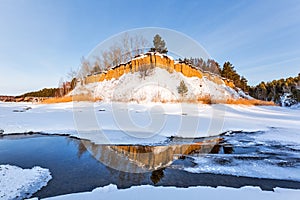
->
xmin=151 ymin=168 xmax=165 ymax=184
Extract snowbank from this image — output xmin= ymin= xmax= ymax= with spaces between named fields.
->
xmin=0 ymin=165 xmax=52 ymax=200
xmin=43 ymin=184 xmax=300 ymax=200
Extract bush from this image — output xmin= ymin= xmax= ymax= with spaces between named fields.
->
xmin=139 ymin=64 xmax=154 ymax=79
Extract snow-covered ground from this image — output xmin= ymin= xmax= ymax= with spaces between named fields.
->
xmin=0 ymin=102 xmax=299 ymax=144
xmin=0 ymin=165 xmax=51 ymax=200
xmin=42 ymin=184 xmax=300 ymax=200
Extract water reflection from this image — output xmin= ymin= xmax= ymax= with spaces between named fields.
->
xmin=77 ymin=137 xmax=222 ymax=173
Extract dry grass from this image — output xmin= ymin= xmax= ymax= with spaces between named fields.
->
xmin=41 ymin=95 xmax=275 ymax=107
xmin=171 ymin=97 xmax=275 ymax=106
xmin=72 ymin=94 xmax=102 ymax=102
xmin=41 ymin=95 xmax=102 ymax=104
xmin=197 ymin=95 xmax=212 ymax=104
xmin=41 ymin=96 xmax=73 ymax=104
xmin=226 ymin=98 xmax=275 ymax=106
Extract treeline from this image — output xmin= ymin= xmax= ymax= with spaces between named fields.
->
xmin=18 ymin=88 xmax=58 ymax=98
xmin=18 ymin=78 xmax=77 ymax=98
xmin=249 ymin=74 xmax=300 ymax=104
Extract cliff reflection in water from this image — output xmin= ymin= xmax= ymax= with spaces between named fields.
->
xmin=77 ymin=137 xmax=222 ymax=173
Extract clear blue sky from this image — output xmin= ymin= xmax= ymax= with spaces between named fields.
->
xmin=1 ymin=0 xmax=299 ymax=95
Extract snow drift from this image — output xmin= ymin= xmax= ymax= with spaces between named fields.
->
xmin=43 ymin=184 xmax=300 ymax=200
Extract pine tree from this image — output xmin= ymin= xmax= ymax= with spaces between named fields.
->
xmin=240 ymin=76 xmax=249 ymax=92
xmin=257 ymin=82 xmax=267 ymax=100
xmin=152 ymin=34 xmax=168 ymax=54
xmin=221 ymin=62 xmax=250 ymax=92
xmin=177 ymin=80 xmax=188 ymax=97
xmin=221 ymin=62 xmax=236 ymax=80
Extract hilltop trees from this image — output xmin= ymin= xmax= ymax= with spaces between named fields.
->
xmin=182 ymin=58 xmax=221 ymax=74
xmin=152 ymin=34 xmax=168 ymax=54
xmin=78 ymin=34 xmax=149 ymax=77
xmin=100 ymin=34 xmax=149 ymax=70
xmin=184 ymin=59 xmax=250 ymax=92
xmin=78 ymin=34 xmax=169 ymax=78
xmin=184 ymin=58 xmax=221 ymax=74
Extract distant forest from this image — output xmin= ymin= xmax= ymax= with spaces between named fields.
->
xmin=250 ymin=74 xmax=300 ymax=104
xmin=17 ymin=88 xmax=58 ymax=98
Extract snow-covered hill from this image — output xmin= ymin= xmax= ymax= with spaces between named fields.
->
xmin=71 ymin=67 xmax=245 ymax=103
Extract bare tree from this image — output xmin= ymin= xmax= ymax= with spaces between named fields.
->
xmin=91 ymin=56 xmax=102 ymax=74
xmin=134 ymin=34 xmax=149 ymax=55
xmin=79 ymin=56 xmax=91 ymax=77
xmin=101 ymin=51 xmax=110 ymax=70
xmin=56 ymin=77 xmax=65 ymax=97
xmin=80 ymin=34 xmax=149 ymax=75
xmin=121 ymin=33 xmax=131 ymax=62
xmin=110 ymin=44 xmax=122 ymax=66
xmin=67 ymin=68 xmax=77 ymax=79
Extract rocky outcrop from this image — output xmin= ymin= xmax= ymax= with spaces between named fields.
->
xmin=84 ymin=52 xmax=235 ymax=88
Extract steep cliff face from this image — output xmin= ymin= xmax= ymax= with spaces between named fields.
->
xmin=72 ymin=53 xmax=242 ymax=103
xmin=84 ymin=52 xmax=234 ymax=88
